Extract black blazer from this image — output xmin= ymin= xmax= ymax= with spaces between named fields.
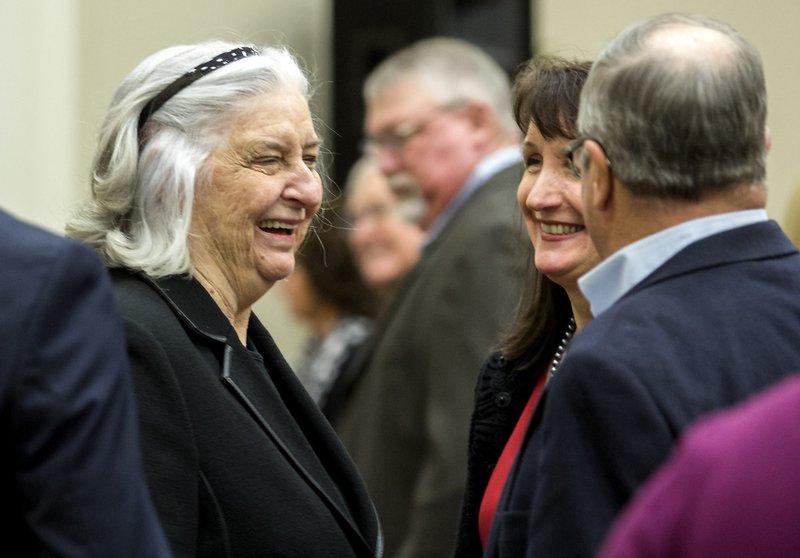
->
xmin=484 ymin=221 xmax=800 ymax=558
xmin=112 ymin=270 xmax=382 ymax=558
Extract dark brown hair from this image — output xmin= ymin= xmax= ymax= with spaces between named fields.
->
xmin=512 ymin=55 xmax=591 ymax=139
xmin=499 ymin=55 xmax=591 ymax=371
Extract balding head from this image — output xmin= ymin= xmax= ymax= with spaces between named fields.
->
xmin=578 ymin=13 xmax=767 ymax=200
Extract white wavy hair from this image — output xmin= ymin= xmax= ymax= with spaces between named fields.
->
xmin=66 ymin=40 xmax=311 ymax=276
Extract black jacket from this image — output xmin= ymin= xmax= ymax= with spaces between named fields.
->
xmin=112 ymin=270 xmax=382 ymax=558
xmin=453 ymin=352 xmax=542 ymax=558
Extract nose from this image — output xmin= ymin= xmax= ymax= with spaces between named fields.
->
xmin=283 ymin=160 xmax=323 ymax=210
xmin=522 ymin=168 xmax=565 ymax=212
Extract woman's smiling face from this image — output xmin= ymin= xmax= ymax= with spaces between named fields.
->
xmin=189 ymin=90 xmax=323 ymax=307
xmin=517 ymin=121 xmax=600 ymax=289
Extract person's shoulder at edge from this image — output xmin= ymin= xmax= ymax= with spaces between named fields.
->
xmin=598 ymin=373 xmax=800 ymax=558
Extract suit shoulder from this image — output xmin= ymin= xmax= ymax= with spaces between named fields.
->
xmin=0 ymin=210 xmax=101 ymax=272
xmin=0 ymin=211 xmax=109 ymax=327
xmin=446 ymin=176 xmax=526 ymax=246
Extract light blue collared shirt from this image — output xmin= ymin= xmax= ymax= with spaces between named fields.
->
xmin=423 ymin=145 xmax=521 ymax=246
xmin=579 ymin=209 xmax=769 ymax=317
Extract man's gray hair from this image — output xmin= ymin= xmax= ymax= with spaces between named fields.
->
xmin=578 ymin=13 xmax=767 ymax=199
xmin=363 ymin=37 xmax=518 ymax=138
xmin=66 ymin=40 xmax=310 ymax=276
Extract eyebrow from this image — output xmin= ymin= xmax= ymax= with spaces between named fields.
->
xmin=243 ymin=138 xmax=322 ymax=152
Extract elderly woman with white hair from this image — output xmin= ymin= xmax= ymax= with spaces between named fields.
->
xmin=67 ymin=41 xmax=382 ymax=558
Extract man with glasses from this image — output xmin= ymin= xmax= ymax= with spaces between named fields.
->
xmin=333 ymin=37 xmax=526 ymax=557
xmin=485 ymin=13 xmax=800 ymax=558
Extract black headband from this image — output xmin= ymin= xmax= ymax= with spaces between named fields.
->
xmin=137 ymin=46 xmax=257 ymax=134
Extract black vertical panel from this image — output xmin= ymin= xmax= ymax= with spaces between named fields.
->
xmin=330 ymin=0 xmax=532 ymax=189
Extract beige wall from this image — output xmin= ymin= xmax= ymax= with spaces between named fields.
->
xmin=2 ymin=1 xmax=798 ymax=362
xmin=1 ymin=1 xmax=78 ymax=232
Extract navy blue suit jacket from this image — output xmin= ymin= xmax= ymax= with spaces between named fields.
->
xmin=0 ymin=210 xmax=171 ymax=557
xmin=485 ymin=220 xmax=800 ymax=558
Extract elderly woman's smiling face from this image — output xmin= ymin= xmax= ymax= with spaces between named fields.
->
xmin=190 ymin=89 xmax=323 ymax=309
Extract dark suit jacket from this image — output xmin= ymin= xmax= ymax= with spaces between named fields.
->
xmin=485 ymin=220 xmax=800 ymax=558
xmin=333 ymin=162 xmax=528 ymax=557
xmin=0 ymin=209 xmax=171 ymax=557
xmin=111 ymin=270 xmax=382 ymax=558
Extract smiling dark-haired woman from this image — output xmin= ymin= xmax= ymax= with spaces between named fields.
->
xmin=67 ymin=40 xmax=382 ymax=558
xmin=453 ymin=55 xmax=598 ymax=558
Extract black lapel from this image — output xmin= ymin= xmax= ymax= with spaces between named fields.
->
xmin=141 ymin=273 xmax=378 ymax=556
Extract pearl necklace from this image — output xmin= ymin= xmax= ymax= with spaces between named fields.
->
xmin=547 ymin=317 xmax=576 ymax=382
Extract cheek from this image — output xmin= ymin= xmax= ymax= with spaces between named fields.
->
xmin=193 ymin=194 xmax=247 ymax=243
xmin=308 ymin=179 xmax=324 ymax=214
xmin=349 ymin=223 xmax=374 ymax=249
xmin=405 ymin=137 xmax=453 ymax=173
xmin=295 ymin=221 xmax=314 ymax=247
xmin=382 ymin=221 xmax=404 ymax=243
xmin=516 ymin=179 xmax=538 ymax=237
xmin=580 ymin=187 xmax=597 ymax=232
xmin=200 ymin=183 xmax=255 ymax=227
xmin=401 ymin=146 xmax=431 ymax=178
xmin=566 ymin=181 xmax=585 ymax=215
xmin=517 ymin=175 xmax=533 ymax=210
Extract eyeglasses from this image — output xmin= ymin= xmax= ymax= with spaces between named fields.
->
xmin=564 ymin=136 xmax=612 ymax=179
xmin=364 ymin=103 xmax=463 ymax=155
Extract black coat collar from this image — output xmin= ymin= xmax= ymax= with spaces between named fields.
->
xmin=124 ymin=270 xmax=381 ymax=557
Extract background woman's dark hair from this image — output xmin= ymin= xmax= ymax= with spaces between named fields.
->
xmin=512 ymin=55 xmax=591 ymax=139
xmin=296 ymin=220 xmax=380 ymax=319
xmin=499 ymin=55 xmax=591 ymax=371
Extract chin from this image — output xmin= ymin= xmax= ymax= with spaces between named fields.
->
xmin=537 ymin=261 xmax=574 ymax=282
xmin=535 ymin=256 xmax=564 ymax=275
xmin=258 ymin=259 xmax=296 ymax=284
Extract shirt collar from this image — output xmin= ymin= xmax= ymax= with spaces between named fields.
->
xmin=423 ymin=145 xmax=521 ymax=246
xmin=579 ymin=208 xmax=768 ymax=317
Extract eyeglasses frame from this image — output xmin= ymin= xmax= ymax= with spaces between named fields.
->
xmin=363 ymin=100 xmax=467 ymax=155
xmin=564 ymin=136 xmax=613 ymax=179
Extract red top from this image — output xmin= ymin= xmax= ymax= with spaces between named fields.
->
xmin=478 ymin=369 xmax=548 ymax=548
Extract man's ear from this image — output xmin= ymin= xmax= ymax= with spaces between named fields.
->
xmin=765 ymin=126 xmax=772 ymax=154
xmin=583 ymin=139 xmax=613 ymax=212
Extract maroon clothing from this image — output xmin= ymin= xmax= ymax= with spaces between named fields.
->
xmin=600 ymin=374 xmax=800 ymax=558
xmin=479 ymin=369 xmax=546 ymax=547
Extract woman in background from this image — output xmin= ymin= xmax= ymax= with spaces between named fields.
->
xmin=343 ymin=155 xmax=425 ymax=304
xmin=283 ymin=223 xmax=379 ymax=417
